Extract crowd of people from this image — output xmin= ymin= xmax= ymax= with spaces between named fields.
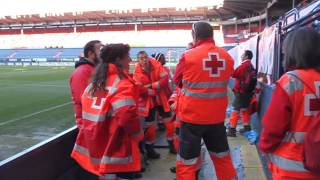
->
xmin=69 ymin=21 xmax=320 ymax=180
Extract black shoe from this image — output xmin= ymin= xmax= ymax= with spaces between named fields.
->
xmin=227 ymin=127 xmax=236 ymax=137
xmin=239 ymin=125 xmax=251 ymax=134
xmin=168 ymin=140 xmax=177 ymax=154
xmin=145 ymin=144 xmax=160 ymax=159
xmin=170 ymin=166 xmax=176 ymax=173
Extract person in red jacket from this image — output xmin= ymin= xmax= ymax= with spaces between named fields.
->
xmin=154 ymin=52 xmax=176 ymax=154
xmin=154 ymin=53 xmax=173 ymax=91
xmin=174 ymin=21 xmax=236 ymax=180
xmin=227 ymin=50 xmax=256 ymax=137
xmin=259 ymin=28 xmax=320 ymax=180
xmin=133 ymin=51 xmax=172 ymax=158
xmin=69 ymin=40 xmax=103 ymax=127
xmin=71 ymin=44 xmax=144 ymax=180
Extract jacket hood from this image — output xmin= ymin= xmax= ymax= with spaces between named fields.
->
xmin=75 ymin=57 xmax=95 ymax=68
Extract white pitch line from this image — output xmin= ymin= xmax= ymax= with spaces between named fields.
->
xmin=24 ymin=84 xmax=68 ymax=87
xmin=0 ymin=102 xmax=72 ymax=127
xmin=0 ymin=84 xmax=68 ymax=90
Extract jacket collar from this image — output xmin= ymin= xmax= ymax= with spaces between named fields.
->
xmin=194 ymin=38 xmax=215 ymax=48
xmin=241 ymin=59 xmax=251 ymax=64
xmin=75 ymin=57 xmax=95 ymax=68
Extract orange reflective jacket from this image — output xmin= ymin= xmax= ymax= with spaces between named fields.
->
xmin=134 ymin=58 xmax=171 ymax=116
xmin=267 ymin=69 xmax=320 ymax=179
xmin=177 ymin=40 xmax=234 ymax=124
xmin=71 ymin=64 xmax=143 ymax=176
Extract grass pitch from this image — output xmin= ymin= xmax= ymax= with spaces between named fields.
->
xmin=0 ymin=66 xmax=75 ymax=161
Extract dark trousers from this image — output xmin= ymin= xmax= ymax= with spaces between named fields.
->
xmin=179 ymin=121 xmax=230 ymax=160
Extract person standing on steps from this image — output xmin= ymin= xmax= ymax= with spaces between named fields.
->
xmin=227 ymin=50 xmax=257 ymax=137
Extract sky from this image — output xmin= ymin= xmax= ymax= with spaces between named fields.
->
xmin=0 ymin=0 xmax=224 ymax=17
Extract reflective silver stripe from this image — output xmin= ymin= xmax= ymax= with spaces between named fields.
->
xmin=82 ymin=112 xmax=106 ymax=122
xmin=84 ymin=83 xmax=93 ymax=93
xmin=74 ymin=144 xmax=132 ymax=164
xmin=155 ymin=81 xmax=160 ymax=89
xmin=284 ymin=71 xmax=304 ymax=95
xmin=269 ymin=154 xmax=308 ymax=172
xmin=181 ymin=88 xmax=227 ymax=99
xmin=139 ymin=107 xmax=147 ymax=112
xmin=177 ymin=154 xmax=198 ymax=165
xmin=101 ymin=155 xmax=132 ymax=164
xmin=105 ymin=76 xmax=120 ymax=95
xmin=171 ymin=94 xmax=177 ymax=98
xmin=160 ymin=72 xmax=167 ymax=78
xmin=209 ymin=150 xmax=230 ymax=158
xmin=182 ymin=80 xmax=228 ymax=89
xmin=282 ymin=132 xmax=305 ymax=143
xmin=112 ymin=99 xmax=135 ymax=111
xmin=148 ymin=89 xmax=154 ymax=96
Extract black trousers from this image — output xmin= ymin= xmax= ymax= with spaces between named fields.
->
xmin=179 ymin=121 xmax=230 ymax=160
xmin=232 ymin=92 xmax=253 ymax=111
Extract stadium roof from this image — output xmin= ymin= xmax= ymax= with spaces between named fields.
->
xmin=0 ymin=0 xmax=303 ymax=27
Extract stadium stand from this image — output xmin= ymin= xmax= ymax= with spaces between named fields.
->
xmin=0 ymin=47 xmax=188 ymax=62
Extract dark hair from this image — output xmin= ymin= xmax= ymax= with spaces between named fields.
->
xmin=154 ymin=53 xmax=165 ymax=61
xmin=137 ymin=51 xmax=148 ymax=58
xmin=244 ymin=50 xmax=253 ymax=59
xmin=283 ymin=27 xmax=320 ymax=69
xmin=192 ymin=21 xmax=213 ymax=40
xmin=83 ymin=40 xmax=101 ymax=58
xmin=90 ymin=43 xmax=130 ymax=95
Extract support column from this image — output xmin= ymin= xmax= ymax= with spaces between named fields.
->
xmin=265 ymin=8 xmax=269 ymax=27
xmin=292 ymin=0 xmax=296 ymax=8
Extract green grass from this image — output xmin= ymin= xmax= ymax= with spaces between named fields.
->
xmin=0 ymin=66 xmax=75 ymax=160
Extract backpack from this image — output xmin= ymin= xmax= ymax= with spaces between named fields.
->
xmin=288 ymin=72 xmax=320 ymax=174
xmin=241 ymin=65 xmax=257 ymax=93
xmin=304 ymin=112 xmax=320 ymax=174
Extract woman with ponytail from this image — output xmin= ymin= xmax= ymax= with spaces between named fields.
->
xmin=71 ymin=44 xmax=143 ymax=180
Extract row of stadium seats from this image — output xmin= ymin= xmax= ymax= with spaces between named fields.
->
xmin=0 ymin=30 xmax=195 ymax=48
xmin=0 ymin=47 xmax=187 ymax=60
xmin=0 ymin=23 xmax=261 ymax=48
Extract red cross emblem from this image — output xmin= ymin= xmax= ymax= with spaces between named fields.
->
xmin=305 ymin=81 xmax=320 ymax=116
xmin=203 ymin=53 xmax=225 ymax=77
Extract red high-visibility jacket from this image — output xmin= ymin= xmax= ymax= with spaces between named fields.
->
xmin=232 ymin=60 xmax=255 ymax=93
xmin=133 ymin=58 xmax=171 ymax=116
xmin=174 ymin=38 xmax=234 ymax=124
xmin=260 ymin=69 xmax=320 ymax=179
xmin=71 ymin=64 xmax=143 ymax=176
xmin=69 ymin=58 xmax=95 ymax=127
